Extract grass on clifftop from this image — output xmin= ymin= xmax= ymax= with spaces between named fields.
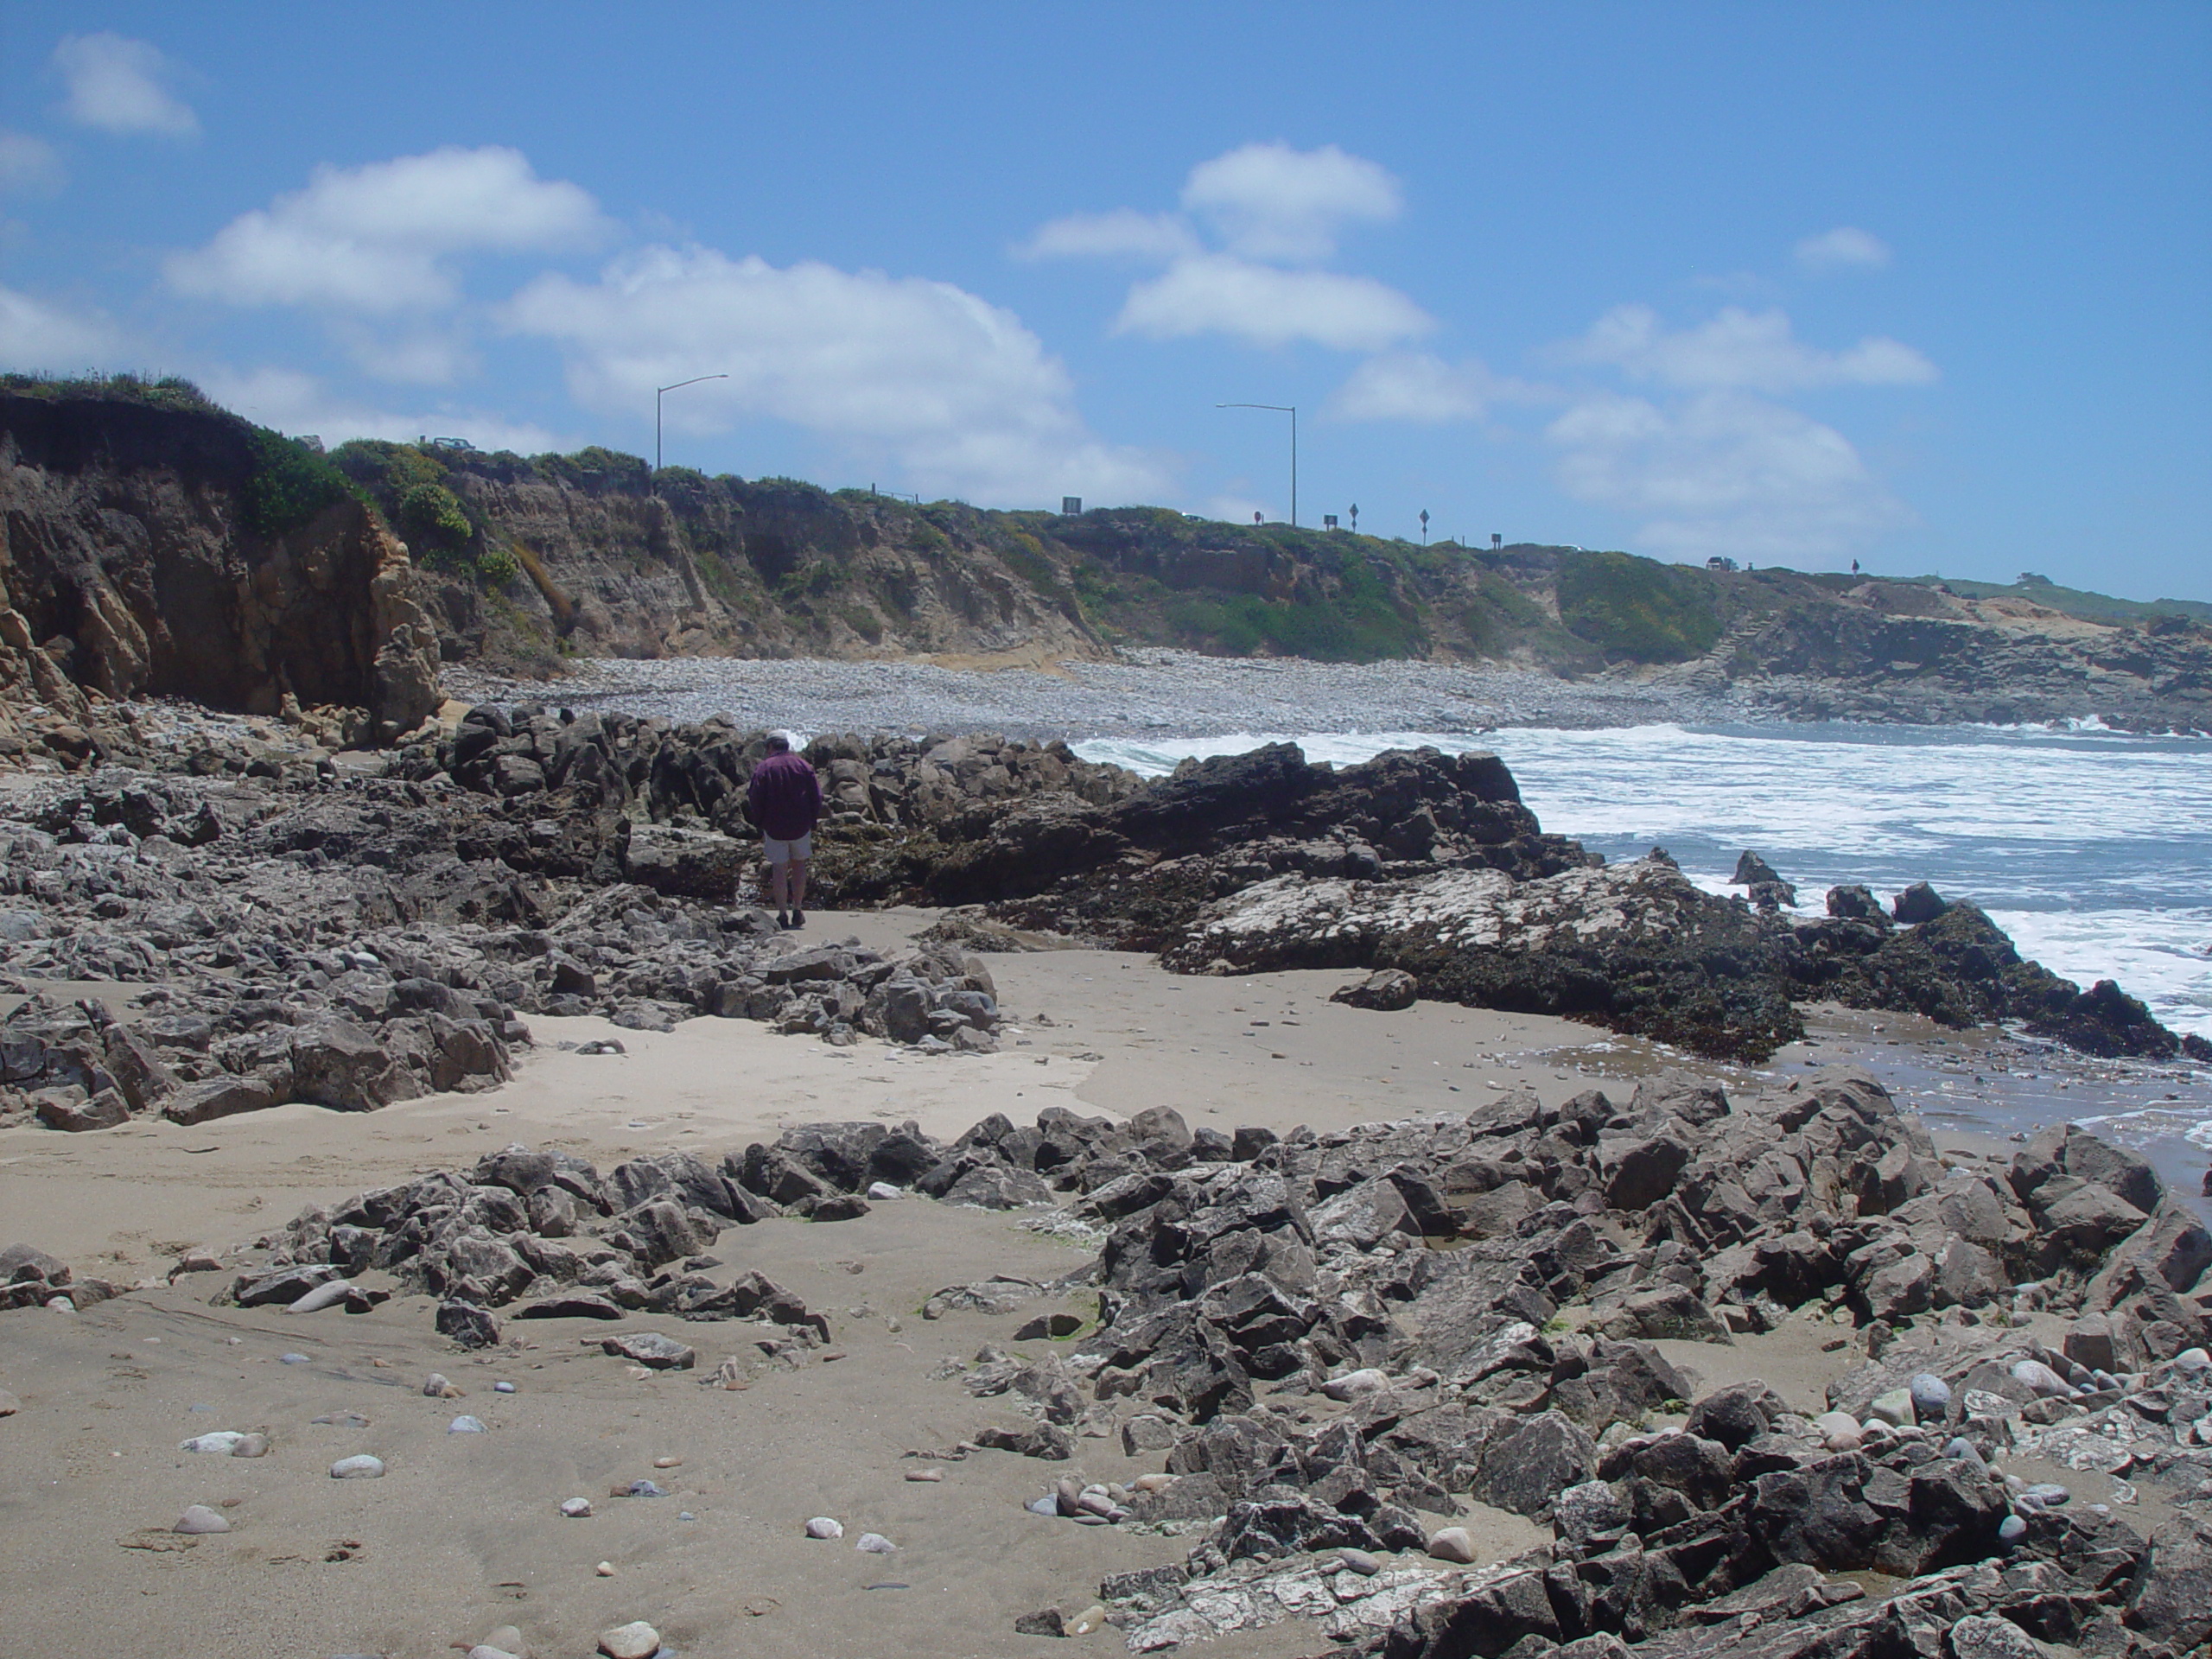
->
xmin=0 ymin=371 xmax=224 ymax=415
xmin=1556 ymin=548 xmax=1726 ymax=662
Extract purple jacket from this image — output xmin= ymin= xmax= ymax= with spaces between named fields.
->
xmin=746 ymin=751 xmax=823 ymax=841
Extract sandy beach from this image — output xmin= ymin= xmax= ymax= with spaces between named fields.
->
xmin=3 ymin=905 xmax=2173 ymax=1659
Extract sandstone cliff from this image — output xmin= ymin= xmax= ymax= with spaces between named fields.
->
xmin=5 ymin=386 xmax=2209 ymax=745
xmin=0 ymin=386 xmax=441 ymax=761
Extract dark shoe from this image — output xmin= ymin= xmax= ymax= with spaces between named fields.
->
xmin=777 ymin=912 xmax=794 ymax=930
xmin=791 ymin=908 xmax=806 ymax=927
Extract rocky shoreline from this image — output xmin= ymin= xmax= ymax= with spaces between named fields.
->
xmin=3 ymin=705 xmax=2209 ymax=1656
xmin=4 ymin=702 xmax=2202 ymax=1147
xmin=8 ymin=1060 xmax=2211 ymax=1658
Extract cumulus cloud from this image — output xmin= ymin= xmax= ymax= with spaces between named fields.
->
xmin=166 ymin=145 xmax=609 ymax=313
xmin=0 ymin=283 xmax=124 ymax=370
xmin=1794 ymin=226 xmax=1892 ymax=272
xmin=1116 ymin=256 xmax=1432 ymax=352
xmin=0 ymin=130 xmax=64 ymax=195
xmin=1571 ymin=304 xmax=1936 ymax=393
xmin=198 ymin=363 xmax=566 ymax=454
xmin=1547 ymin=389 xmax=1912 ymax=562
xmin=1330 ymin=352 xmax=1551 ymax=423
xmin=1016 ymin=209 xmax=1198 ymax=262
xmin=53 ymin=33 xmax=198 ymax=138
xmin=1020 ymin=142 xmax=1426 ymax=353
xmin=1180 ymin=142 xmax=1402 ymax=261
xmin=505 ymin=245 xmax=1167 ymax=505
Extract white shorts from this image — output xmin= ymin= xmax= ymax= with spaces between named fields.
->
xmin=762 ymin=832 xmax=812 ymax=864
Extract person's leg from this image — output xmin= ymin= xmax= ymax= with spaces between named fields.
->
xmin=788 ymin=855 xmax=808 ymax=924
xmin=766 ymin=854 xmax=791 ymax=922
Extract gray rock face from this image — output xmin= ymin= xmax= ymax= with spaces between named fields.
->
xmin=1471 ymin=1411 xmax=1596 ymax=1519
xmin=2126 ymin=1515 xmax=2212 ymax=1650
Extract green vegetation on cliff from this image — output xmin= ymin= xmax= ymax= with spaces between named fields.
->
xmin=1556 ymin=548 xmax=1726 ymax=662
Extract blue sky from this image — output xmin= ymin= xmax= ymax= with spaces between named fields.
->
xmin=3 ymin=3 xmax=2207 ymax=599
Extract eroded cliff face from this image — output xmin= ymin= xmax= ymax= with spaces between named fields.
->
xmin=0 ymin=394 xmax=441 ymax=760
xmin=422 ymin=455 xmax=1106 ymax=671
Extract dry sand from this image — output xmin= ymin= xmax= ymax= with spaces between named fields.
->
xmin=0 ymin=908 xmax=2012 ymax=1659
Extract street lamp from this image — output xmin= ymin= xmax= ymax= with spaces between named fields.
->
xmin=656 ymin=374 xmax=729 ymax=474
xmin=1217 ymin=403 xmax=1296 ymax=528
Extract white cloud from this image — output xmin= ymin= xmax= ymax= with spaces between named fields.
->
xmin=0 ymin=130 xmax=64 ymax=195
xmin=1116 ymin=255 xmax=1432 ymax=352
xmin=1572 ymin=304 xmax=1936 ymax=392
xmin=0 ymin=283 xmax=124 ymax=370
xmin=1180 ymin=142 xmax=1402 ymax=261
xmin=1547 ymin=389 xmax=1912 ymax=561
xmin=198 ymin=364 xmax=565 ymax=454
xmin=505 ymin=245 xmax=1168 ymax=505
xmin=53 ymin=33 xmax=198 ymax=138
xmin=167 ymin=146 xmax=608 ymax=313
xmin=1016 ymin=209 xmax=1198 ymax=262
xmin=1794 ymin=226 xmax=1892 ymax=272
xmin=1331 ymin=352 xmax=1551 ymax=423
xmin=332 ymin=323 xmax=478 ymax=386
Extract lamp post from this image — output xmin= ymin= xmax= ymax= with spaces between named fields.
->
xmin=656 ymin=373 xmax=729 ymax=474
xmin=1217 ymin=403 xmax=1295 ymax=528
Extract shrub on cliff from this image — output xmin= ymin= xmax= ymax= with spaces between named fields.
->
xmin=1557 ymin=548 xmax=1724 ymax=662
xmin=241 ymin=428 xmax=357 ymax=537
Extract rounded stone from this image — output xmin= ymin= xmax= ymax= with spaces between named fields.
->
xmin=1320 ymin=1368 xmax=1389 ymax=1402
xmin=493 ymin=1382 xmax=516 ymax=1394
xmin=1427 ymin=1526 xmax=1478 ymax=1564
xmin=561 ymin=1498 xmax=594 ymax=1518
xmin=1814 ymin=1409 xmax=1863 ymax=1452
xmin=597 ymin=1620 xmax=661 ymax=1659
xmin=1025 ymin=1496 xmax=1057 ymax=1515
xmin=805 ymin=1516 xmax=843 ymax=1539
xmin=232 ymin=1432 xmax=270 ymax=1459
xmin=1066 ymin=1605 xmax=1108 ymax=1635
xmin=855 ymin=1532 xmax=896 ymax=1553
xmin=448 ymin=1415 xmax=486 ymax=1434
xmin=278 ymin=1353 xmax=310 ymax=1365
xmin=2011 ymin=1359 xmax=2076 ymax=1398
xmin=1867 ymin=1387 xmax=1916 ymax=1427
xmin=1909 ymin=1373 xmax=1952 ymax=1418
xmin=1942 ymin=1436 xmax=1986 ymax=1468
xmin=2022 ymin=1482 xmax=2069 ymax=1507
xmin=1336 ymin=1548 xmax=1382 ymax=1576
xmin=329 ymin=1454 xmax=385 ymax=1479
xmin=179 ymin=1432 xmax=245 ymax=1455
xmin=1998 ymin=1513 xmax=2028 ymax=1542
xmin=175 ymin=1503 xmax=230 ymax=1534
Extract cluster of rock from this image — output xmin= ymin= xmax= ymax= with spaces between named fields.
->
xmin=0 ymin=724 xmax=2197 ymax=1142
xmin=843 ymin=1070 xmax=2212 ymax=1656
xmin=387 ymin=715 xmax=2189 ymax=1063
xmin=0 ymin=764 xmax=1018 ymax=1132
xmin=1 ymin=1239 xmax=124 ymax=1313
xmin=217 ymin=1139 xmax=865 ymax=1348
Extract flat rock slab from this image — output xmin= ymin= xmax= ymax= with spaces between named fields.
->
xmin=601 ymin=1332 xmax=696 ymax=1370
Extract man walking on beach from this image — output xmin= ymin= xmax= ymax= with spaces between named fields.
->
xmin=746 ymin=731 xmax=822 ymax=930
